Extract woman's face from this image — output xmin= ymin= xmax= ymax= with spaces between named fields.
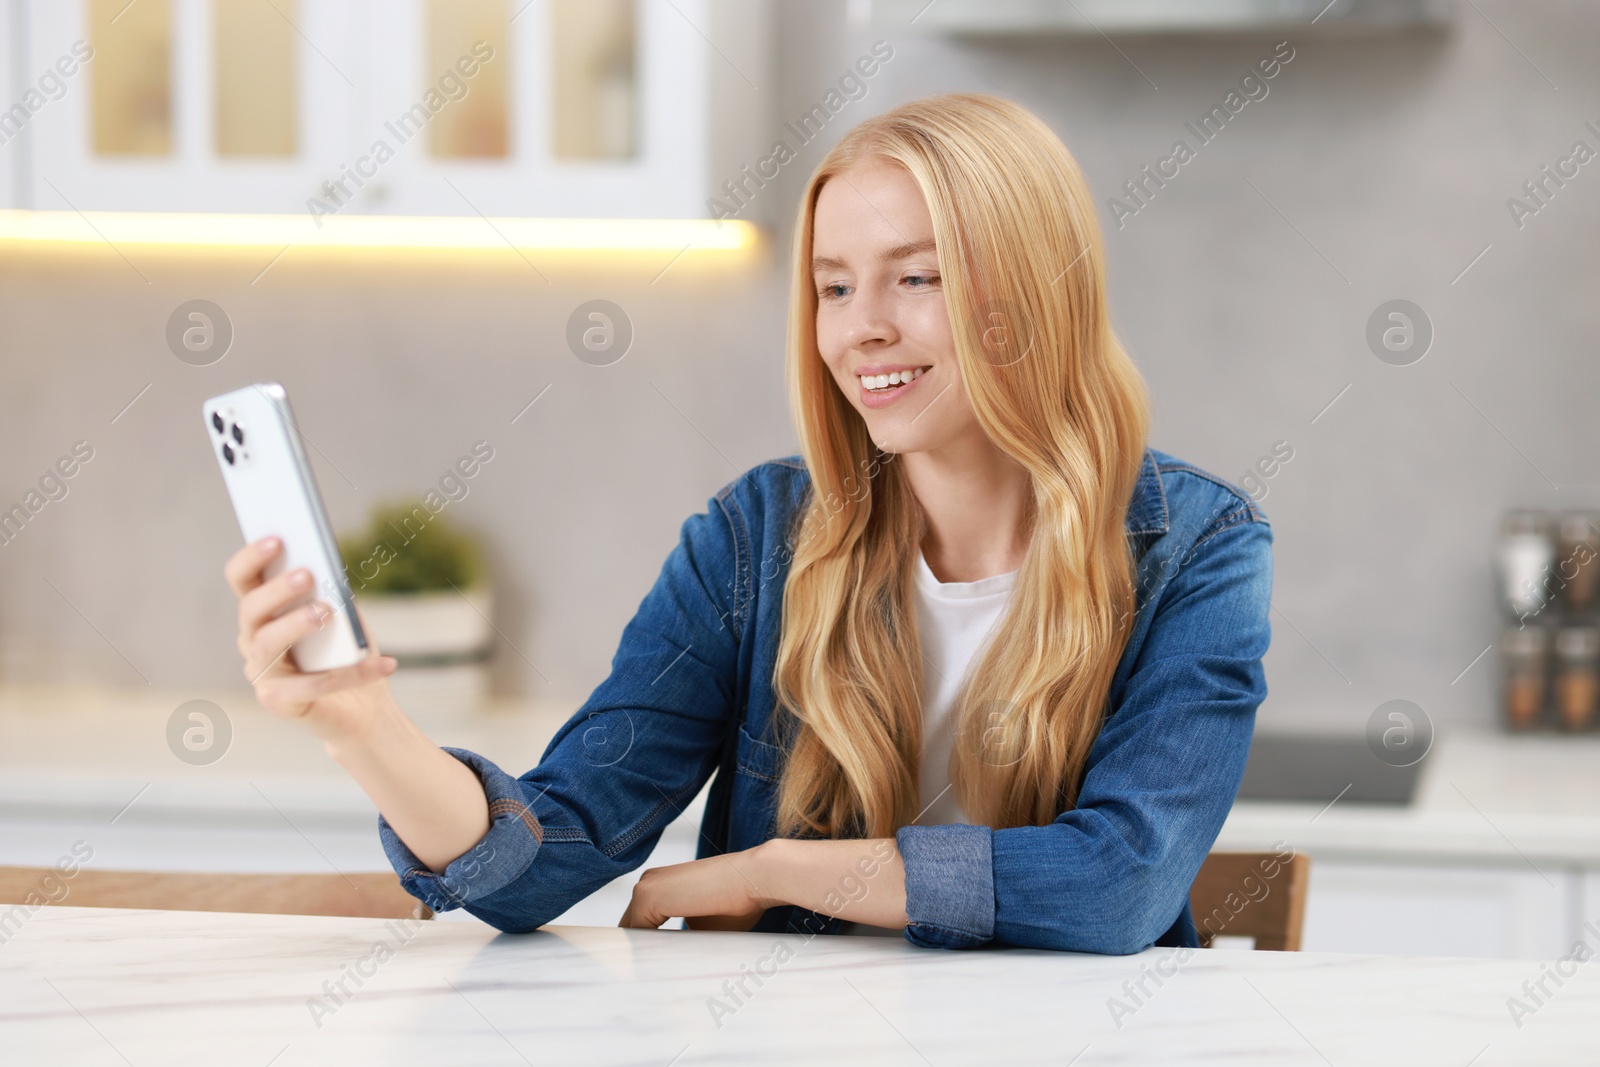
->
xmin=811 ymin=159 xmax=981 ymax=456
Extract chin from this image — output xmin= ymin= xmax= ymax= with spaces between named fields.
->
xmin=866 ymin=422 xmax=923 ymax=455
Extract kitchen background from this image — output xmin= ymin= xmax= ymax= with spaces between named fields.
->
xmin=2 ymin=0 xmax=1598 ymax=960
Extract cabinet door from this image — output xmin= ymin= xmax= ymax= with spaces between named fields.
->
xmin=1 ymin=0 xmax=14 ymax=208
xmin=1583 ymin=871 xmax=1600 ymax=936
xmin=1302 ymin=859 xmax=1576 ymax=959
xmin=18 ymin=0 xmax=734 ymax=218
xmin=364 ymin=0 xmax=711 ymax=219
xmin=27 ymin=0 xmax=362 ymax=214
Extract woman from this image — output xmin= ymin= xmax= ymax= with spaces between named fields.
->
xmin=224 ymin=94 xmax=1272 ymax=953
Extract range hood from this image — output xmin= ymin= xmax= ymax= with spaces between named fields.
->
xmin=875 ymin=0 xmax=1455 ymax=35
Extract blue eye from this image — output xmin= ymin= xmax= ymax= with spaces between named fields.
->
xmin=819 ymin=283 xmax=850 ymax=301
xmin=905 ymin=274 xmax=938 ymax=289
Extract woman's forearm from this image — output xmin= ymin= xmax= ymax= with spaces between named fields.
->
xmin=758 ymin=837 xmax=909 ymax=929
xmin=324 ymin=698 xmax=491 ymax=873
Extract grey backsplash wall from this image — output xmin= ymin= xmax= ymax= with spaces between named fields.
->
xmin=1 ymin=2 xmax=1596 ymax=736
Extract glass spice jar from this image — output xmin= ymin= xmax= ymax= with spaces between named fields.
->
xmin=1501 ymin=626 xmax=1550 ymax=730
xmin=1497 ymin=512 xmax=1555 ymax=621
xmin=1557 ymin=513 xmax=1600 ymax=613
xmin=1554 ymin=626 xmax=1600 ymax=731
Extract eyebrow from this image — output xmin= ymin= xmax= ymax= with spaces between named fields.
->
xmin=811 ymin=237 xmax=938 ymax=273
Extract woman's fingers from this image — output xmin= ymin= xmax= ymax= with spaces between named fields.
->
xmin=255 ymin=653 xmax=396 ymax=714
xmin=617 ymin=897 xmax=662 ymax=929
xmin=619 ymin=855 xmax=768 ymax=931
xmin=238 ymin=566 xmax=317 ymax=641
xmin=619 ymin=875 xmax=659 ymax=928
xmin=223 ymin=536 xmax=399 ymax=738
xmin=245 ymin=599 xmax=332 ymax=682
xmin=620 ymin=868 xmax=694 ymax=929
xmin=224 ymin=536 xmax=279 ymax=597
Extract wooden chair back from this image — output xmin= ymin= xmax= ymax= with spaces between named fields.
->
xmin=1189 ymin=851 xmax=1309 ymax=951
xmin=0 ymin=867 xmax=430 ymax=921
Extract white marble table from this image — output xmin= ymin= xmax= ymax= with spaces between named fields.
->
xmin=2 ymin=906 xmax=1596 ymax=1066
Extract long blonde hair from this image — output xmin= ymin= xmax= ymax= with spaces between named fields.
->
xmin=771 ymin=93 xmax=1151 ymax=839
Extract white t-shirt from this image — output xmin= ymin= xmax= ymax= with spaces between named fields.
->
xmin=837 ymin=550 xmax=1019 ymax=937
xmin=913 ymin=549 xmax=1020 ymax=826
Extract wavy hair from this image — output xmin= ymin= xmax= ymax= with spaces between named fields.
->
xmin=771 ymin=93 xmax=1151 ymax=838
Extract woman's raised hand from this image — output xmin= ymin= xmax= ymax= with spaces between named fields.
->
xmin=224 ymin=536 xmax=398 ymax=745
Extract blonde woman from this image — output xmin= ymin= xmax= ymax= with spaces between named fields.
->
xmin=223 ymin=94 xmax=1271 ymax=953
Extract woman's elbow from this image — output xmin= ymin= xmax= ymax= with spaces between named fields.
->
xmin=1090 ymin=913 xmax=1172 ymax=956
xmin=468 ymin=906 xmax=556 ymax=935
xmin=463 ymin=887 xmax=567 ymax=935
xmin=1002 ymin=871 xmax=1183 ymax=955
xmin=998 ymin=917 xmax=1157 ymax=955
xmin=1087 ymin=870 xmax=1188 ymax=955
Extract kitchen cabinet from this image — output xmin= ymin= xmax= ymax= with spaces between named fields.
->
xmin=0 ymin=793 xmax=704 ymax=929
xmin=1 ymin=0 xmax=20 ymax=208
xmin=11 ymin=0 xmax=773 ymax=218
xmin=1583 ymin=870 xmax=1600 ymax=940
xmin=0 ymin=686 xmax=705 ymax=930
xmin=1218 ymin=731 xmax=1600 ymax=959
xmin=1301 ymin=858 xmax=1577 ymax=960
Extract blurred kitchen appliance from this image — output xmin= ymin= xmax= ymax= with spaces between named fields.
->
xmin=1237 ymin=735 xmax=1422 ymax=806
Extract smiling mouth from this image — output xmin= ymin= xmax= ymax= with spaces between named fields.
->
xmin=858 ymin=367 xmax=928 ymax=393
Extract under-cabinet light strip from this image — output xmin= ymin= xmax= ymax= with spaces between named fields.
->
xmin=0 ymin=211 xmax=760 ymax=252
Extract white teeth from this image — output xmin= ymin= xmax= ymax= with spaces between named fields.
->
xmin=859 ymin=368 xmax=928 ymax=391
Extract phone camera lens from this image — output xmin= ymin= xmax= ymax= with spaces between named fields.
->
xmin=211 ymin=412 xmax=224 ymax=434
xmin=231 ymin=424 xmax=244 ymax=445
xmin=222 ymin=443 xmax=236 ymax=465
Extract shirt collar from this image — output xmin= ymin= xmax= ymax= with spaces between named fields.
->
xmin=1124 ymin=448 xmax=1169 ymax=536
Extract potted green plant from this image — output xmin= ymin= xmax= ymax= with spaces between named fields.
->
xmin=339 ymin=503 xmax=493 ymax=721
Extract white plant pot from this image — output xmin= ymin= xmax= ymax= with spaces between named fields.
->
xmin=354 ymin=586 xmax=495 ymax=724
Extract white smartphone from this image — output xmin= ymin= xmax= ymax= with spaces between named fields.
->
xmin=203 ymin=382 xmax=368 ymax=672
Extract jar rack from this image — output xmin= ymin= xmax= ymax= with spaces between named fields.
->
xmin=1496 ymin=511 xmax=1600 ymax=731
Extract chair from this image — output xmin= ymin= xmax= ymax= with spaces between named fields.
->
xmin=0 ymin=867 xmax=431 ymax=921
xmin=1189 ymin=851 xmax=1309 ymax=951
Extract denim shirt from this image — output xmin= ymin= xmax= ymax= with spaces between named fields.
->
xmin=378 ymin=448 xmax=1273 ymax=954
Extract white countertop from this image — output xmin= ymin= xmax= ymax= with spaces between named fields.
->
xmin=0 ymin=683 xmax=584 ymax=827
xmin=2 ymin=905 xmax=1595 ymax=1066
xmin=5 ymin=683 xmax=1600 ymax=869
xmin=0 ymin=684 xmax=706 ymax=929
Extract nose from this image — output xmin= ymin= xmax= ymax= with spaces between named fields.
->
xmin=839 ymin=284 xmax=898 ymax=352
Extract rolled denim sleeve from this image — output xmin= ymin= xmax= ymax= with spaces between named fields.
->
xmin=378 ymin=747 xmax=545 ymax=912
xmin=897 ymin=514 xmax=1273 ymax=953
xmin=896 ymin=823 xmax=994 ymax=948
xmin=374 ymin=481 xmax=748 ymax=931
